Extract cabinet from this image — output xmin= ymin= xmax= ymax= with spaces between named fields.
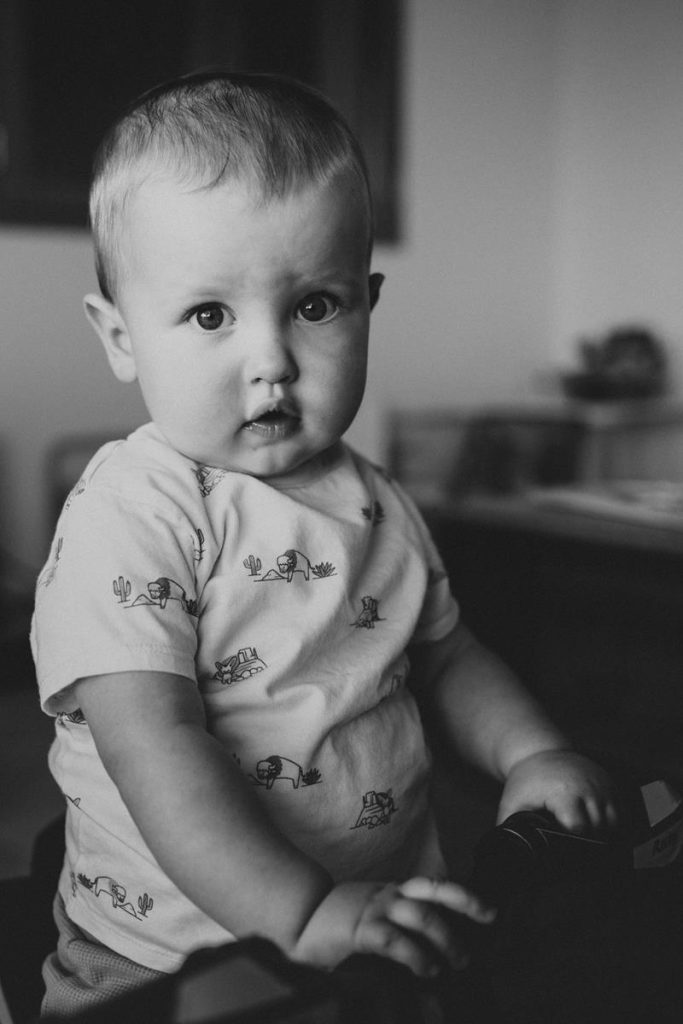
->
xmin=423 ymin=496 xmax=683 ymax=773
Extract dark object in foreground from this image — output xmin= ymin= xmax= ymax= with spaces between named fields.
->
xmin=36 ymin=767 xmax=683 ymax=1024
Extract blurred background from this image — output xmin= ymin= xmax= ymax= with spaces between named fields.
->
xmin=3 ymin=0 xmax=683 ymax=875
xmin=4 ymin=0 xmax=683 ymax=578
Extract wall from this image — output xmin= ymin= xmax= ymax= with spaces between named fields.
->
xmin=349 ymin=0 xmax=557 ymax=455
xmin=0 ymin=231 xmax=147 ymax=581
xmin=552 ymin=0 xmax=683 ymax=386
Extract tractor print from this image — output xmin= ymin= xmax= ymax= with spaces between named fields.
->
xmin=214 ymin=646 xmax=267 ymax=685
xmin=351 ymin=790 xmax=396 ymax=829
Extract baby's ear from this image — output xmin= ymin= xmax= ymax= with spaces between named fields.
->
xmin=83 ymin=294 xmax=137 ymax=383
xmin=368 ymin=272 xmax=384 ymax=310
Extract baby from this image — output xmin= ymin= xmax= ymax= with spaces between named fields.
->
xmin=32 ymin=71 xmax=617 ymax=1016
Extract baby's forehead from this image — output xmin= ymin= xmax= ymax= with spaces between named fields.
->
xmin=113 ymin=166 xmax=371 ymax=293
xmin=120 ymin=165 xmax=371 ymax=246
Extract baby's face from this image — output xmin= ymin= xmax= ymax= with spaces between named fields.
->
xmin=108 ymin=175 xmax=378 ymax=482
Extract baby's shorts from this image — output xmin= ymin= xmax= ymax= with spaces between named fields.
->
xmin=41 ymin=893 xmax=165 ymax=1018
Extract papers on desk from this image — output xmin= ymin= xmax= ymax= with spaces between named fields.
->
xmin=527 ymin=480 xmax=683 ymax=531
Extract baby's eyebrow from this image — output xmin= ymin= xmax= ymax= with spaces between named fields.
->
xmin=182 ymin=289 xmax=227 ymax=302
xmin=174 ymin=279 xmax=233 ymax=303
xmin=298 ymin=268 xmax=364 ymax=289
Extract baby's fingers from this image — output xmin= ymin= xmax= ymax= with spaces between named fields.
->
xmin=580 ymin=794 xmax=620 ymax=833
xmin=386 ymin=894 xmax=472 ymax=971
xmin=398 ymin=877 xmax=497 ymax=925
xmin=550 ymin=792 xmax=619 ymax=835
xmin=356 ymin=917 xmax=445 ymax=978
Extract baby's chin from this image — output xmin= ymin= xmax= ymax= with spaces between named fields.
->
xmin=171 ymin=427 xmax=345 ymax=483
xmin=251 ymin=442 xmax=346 ymax=486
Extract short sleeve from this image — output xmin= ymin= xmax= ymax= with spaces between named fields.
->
xmin=32 ymin=486 xmax=200 ymax=715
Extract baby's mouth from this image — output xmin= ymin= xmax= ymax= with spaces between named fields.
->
xmin=243 ymin=404 xmax=301 ymax=440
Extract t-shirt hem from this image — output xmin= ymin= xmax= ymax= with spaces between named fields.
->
xmin=61 ymin=890 xmax=233 ymax=974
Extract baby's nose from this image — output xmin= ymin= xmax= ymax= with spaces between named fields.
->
xmin=249 ymin=325 xmax=297 ymax=385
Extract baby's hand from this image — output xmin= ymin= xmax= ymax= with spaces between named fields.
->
xmin=498 ymin=749 xmax=619 ymax=833
xmin=294 ymin=878 xmax=496 ymax=977
xmin=353 ymin=877 xmax=496 ymax=976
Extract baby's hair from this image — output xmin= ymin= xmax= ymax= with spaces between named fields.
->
xmin=90 ymin=70 xmax=374 ymax=302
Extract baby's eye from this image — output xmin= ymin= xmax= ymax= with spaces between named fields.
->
xmin=296 ymin=293 xmax=339 ymax=324
xmin=191 ymin=305 xmax=226 ymax=331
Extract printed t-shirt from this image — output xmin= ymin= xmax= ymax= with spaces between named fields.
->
xmin=32 ymin=424 xmax=459 ymax=971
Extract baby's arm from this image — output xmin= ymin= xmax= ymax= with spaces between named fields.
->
xmin=74 ymin=671 xmax=495 ymax=975
xmin=409 ymin=623 xmax=619 ymax=832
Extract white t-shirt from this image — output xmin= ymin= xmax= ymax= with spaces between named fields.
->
xmin=32 ymin=424 xmax=459 ymax=971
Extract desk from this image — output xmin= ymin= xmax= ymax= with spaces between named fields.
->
xmin=430 ymin=491 xmax=683 ymax=554
xmin=423 ymin=495 xmax=683 ymax=770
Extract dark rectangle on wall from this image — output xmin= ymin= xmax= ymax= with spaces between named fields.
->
xmin=0 ymin=0 xmax=401 ymax=239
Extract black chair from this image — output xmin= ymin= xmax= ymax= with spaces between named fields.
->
xmin=0 ymin=816 xmax=64 ymax=1024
